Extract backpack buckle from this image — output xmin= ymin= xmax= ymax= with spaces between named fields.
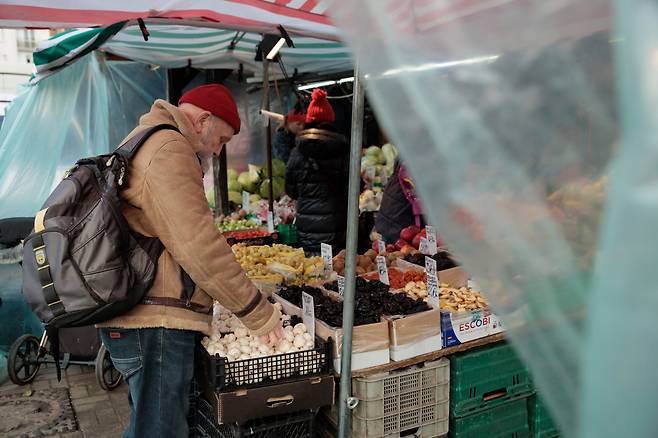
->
xmin=106 ymin=155 xmax=115 ymax=167
xmin=118 ymin=166 xmax=126 ymax=186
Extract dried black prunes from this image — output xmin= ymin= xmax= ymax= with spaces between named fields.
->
xmin=404 ymin=251 xmax=457 ymax=271
xmin=277 ymin=278 xmax=430 ymax=328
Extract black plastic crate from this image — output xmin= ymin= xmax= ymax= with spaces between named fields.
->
xmin=196 ymin=397 xmax=316 ymax=438
xmin=196 ymin=338 xmax=333 ymax=392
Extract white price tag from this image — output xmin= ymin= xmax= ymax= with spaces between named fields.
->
xmin=242 ymin=191 xmax=250 ymax=213
xmin=376 ymin=255 xmax=389 ymax=285
xmin=320 ymin=243 xmax=333 ymax=278
xmin=302 ymin=292 xmax=315 ymax=339
xmin=425 ymin=256 xmax=439 ymax=309
xmin=337 ymin=275 xmax=345 ymax=296
xmin=419 ymin=237 xmax=430 ymax=255
xmin=377 ymin=240 xmax=386 ymax=255
xmin=267 ymin=211 xmax=274 ymax=233
xmin=426 ymin=225 xmax=438 ymax=255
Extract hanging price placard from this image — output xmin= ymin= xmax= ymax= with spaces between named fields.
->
xmin=426 ymin=225 xmax=438 ymax=255
xmin=377 ymin=240 xmax=386 ymax=255
xmin=376 ymin=255 xmax=389 ymax=285
xmin=242 ymin=191 xmax=250 ymax=213
xmin=337 ymin=275 xmax=345 ymax=296
xmin=302 ymin=292 xmax=315 ymax=339
xmin=425 ymin=256 xmax=439 ymax=309
xmin=320 ymin=243 xmax=333 ymax=279
xmin=267 ymin=211 xmax=275 ymax=233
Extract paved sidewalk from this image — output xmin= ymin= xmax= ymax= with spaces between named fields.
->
xmin=0 ymin=363 xmax=130 ymax=438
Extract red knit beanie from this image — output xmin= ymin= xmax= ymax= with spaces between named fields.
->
xmin=305 ymin=89 xmax=334 ymax=124
xmin=287 ymin=109 xmax=306 ymax=124
xmin=178 ymin=84 xmax=241 ymax=134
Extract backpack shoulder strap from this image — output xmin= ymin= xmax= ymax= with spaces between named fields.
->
xmin=115 ymin=124 xmax=180 ymax=161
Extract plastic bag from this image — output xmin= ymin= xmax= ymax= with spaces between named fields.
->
xmin=329 ymin=1 xmax=633 ymax=436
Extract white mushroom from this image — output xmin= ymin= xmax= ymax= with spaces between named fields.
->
xmin=293 ymin=323 xmax=307 ymax=336
xmin=293 ymin=335 xmax=305 ymax=349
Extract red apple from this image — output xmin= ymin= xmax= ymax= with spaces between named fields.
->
xmin=394 ymin=238 xmax=409 ymax=251
xmin=411 ymin=233 xmax=422 ymax=249
xmin=372 ymin=240 xmax=380 ymax=252
xmin=386 ymin=244 xmax=396 ymax=253
xmin=400 ymin=225 xmax=420 ymax=242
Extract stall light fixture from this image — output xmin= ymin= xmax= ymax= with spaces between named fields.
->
xmin=256 ymin=25 xmax=295 ymax=62
xmin=267 ymin=38 xmax=287 ymax=60
xmin=297 ymin=76 xmax=354 ymax=91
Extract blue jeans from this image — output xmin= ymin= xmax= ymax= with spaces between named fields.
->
xmin=99 ymin=327 xmax=196 ymax=438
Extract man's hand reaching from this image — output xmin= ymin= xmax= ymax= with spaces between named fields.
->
xmin=257 ymin=323 xmax=284 ymax=347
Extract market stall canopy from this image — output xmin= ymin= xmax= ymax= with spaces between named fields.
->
xmin=32 ymin=22 xmax=352 ymax=81
xmin=0 ymin=0 xmax=338 ymax=39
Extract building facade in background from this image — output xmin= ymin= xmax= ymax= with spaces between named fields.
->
xmin=0 ymin=28 xmax=51 ymax=115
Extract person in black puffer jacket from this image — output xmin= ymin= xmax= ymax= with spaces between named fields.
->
xmin=285 ymin=89 xmax=349 ymax=255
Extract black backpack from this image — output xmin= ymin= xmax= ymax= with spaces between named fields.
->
xmin=21 ymin=124 xmax=177 ymax=377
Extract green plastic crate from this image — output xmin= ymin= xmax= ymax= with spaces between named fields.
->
xmin=277 ymin=223 xmax=298 ymax=245
xmin=449 ymin=398 xmax=529 ymax=438
xmin=450 ymin=342 xmax=534 ymax=417
xmin=528 ymin=395 xmax=560 ymax=438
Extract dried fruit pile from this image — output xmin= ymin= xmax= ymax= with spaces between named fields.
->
xmin=361 ymin=268 xmax=425 ymax=289
xmin=279 ymin=279 xmax=430 ymax=327
xmin=404 ymin=251 xmax=458 ymax=271
xmin=332 ymin=249 xmax=401 ymax=276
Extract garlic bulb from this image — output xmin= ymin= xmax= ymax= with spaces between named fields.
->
xmin=277 ymin=339 xmax=292 ymax=354
xmin=240 ymin=344 xmax=252 ymax=355
xmin=284 ymin=330 xmax=295 ymax=343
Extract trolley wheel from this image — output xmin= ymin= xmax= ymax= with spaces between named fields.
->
xmin=95 ymin=344 xmax=122 ymax=391
xmin=8 ymin=334 xmax=42 ymax=385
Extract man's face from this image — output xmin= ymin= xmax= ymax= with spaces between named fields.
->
xmin=288 ymin=121 xmax=305 ymax=135
xmin=198 ymin=114 xmax=235 ymax=160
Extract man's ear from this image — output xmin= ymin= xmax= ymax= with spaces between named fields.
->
xmin=193 ymin=111 xmax=212 ymax=134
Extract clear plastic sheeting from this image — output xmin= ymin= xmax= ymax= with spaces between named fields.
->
xmin=0 ymin=53 xmax=165 ymax=218
xmin=329 ymin=1 xmax=633 ymax=436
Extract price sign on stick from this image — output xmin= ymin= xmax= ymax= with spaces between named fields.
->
xmin=377 ymin=240 xmax=386 ymax=255
xmin=302 ymin=292 xmax=315 ymax=339
xmin=337 ymin=275 xmax=346 ymax=296
xmin=320 ymin=243 xmax=333 ymax=279
xmin=376 ymin=255 xmax=389 ymax=285
xmin=267 ymin=211 xmax=275 ymax=233
xmin=419 ymin=237 xmax=430 ymax=255
xmin=425 ymin=256 xmax=439 ymax=309
xmin=426 ymin=226 xmax=438 ymax=255
xmin=242 ymin=191 xmax=250 ymax=213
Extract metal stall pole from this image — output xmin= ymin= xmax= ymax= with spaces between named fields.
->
xmin=212 ymin=148 xmax=230 ymax=217
xmin=263 ymin=59 xmax=275 ymax=214
xmin=338 ymin=65 xmax=365 ymax=438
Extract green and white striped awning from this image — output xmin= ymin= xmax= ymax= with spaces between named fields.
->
xmin=33 ymin=21 xmax=352 ymax=82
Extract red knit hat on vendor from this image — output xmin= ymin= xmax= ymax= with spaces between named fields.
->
xmin=305 ymin=89 xmax=334 ymax=124
xmin=178 ymin=84 xmax=241 ymax=134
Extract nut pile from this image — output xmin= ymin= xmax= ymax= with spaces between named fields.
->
xmin=439 ymin=284 xmax=489 ymax=312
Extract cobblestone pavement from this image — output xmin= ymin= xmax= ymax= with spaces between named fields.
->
xmin=0 ymin=363 xmax=130 ymax=438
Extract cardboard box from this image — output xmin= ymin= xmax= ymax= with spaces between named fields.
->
xmin=206 ymin=375 xmax=334 ymax=424
xmin=272 ymin=293 xmax=390 ymax=373
xmin=315 ymin=319 xmax=390 ymax=374
xmin=384 ymin=309 xmax=442 ymax=361
xmin=441 ymin=308 xmax=504 ymax=347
